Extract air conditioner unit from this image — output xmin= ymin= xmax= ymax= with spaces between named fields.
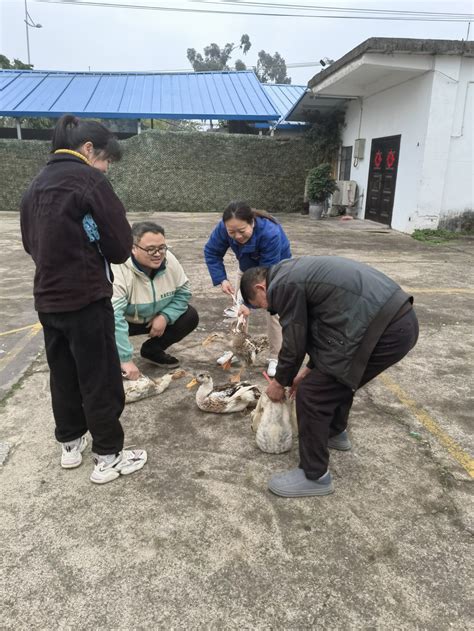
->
xmin=332 ymin=180 xmax=358 ymax=207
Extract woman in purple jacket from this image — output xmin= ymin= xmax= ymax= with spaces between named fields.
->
xmin=204 ymin=201 xmax=291 ymax=376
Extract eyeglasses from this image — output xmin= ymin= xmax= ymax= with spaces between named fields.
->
xmin=134 ymin=244 xmax=168 ymax=256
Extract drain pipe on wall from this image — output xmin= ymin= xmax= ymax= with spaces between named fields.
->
xmin=353 ymin=97 xmax=363 ymax=168
xmin=452 ymin=81 xmax=473 ymax=138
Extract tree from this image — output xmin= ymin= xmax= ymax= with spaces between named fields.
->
xmin=0 ymin=54 xmax=33 ymax=70
xmin=187 ymin=34 xmax=251 ymax=71
xmin=255 ymin=50 xmax=291 ymax=84
xmin=186 ymin=38 xmax=291 ymax=84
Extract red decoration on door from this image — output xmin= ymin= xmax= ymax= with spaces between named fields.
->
xmin=374 ymin=150 xmax=383 ymax=169
xmin=386 ymin=149 xmax=396 ymax=169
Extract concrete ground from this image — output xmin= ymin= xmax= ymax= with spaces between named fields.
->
xmin=1 ymin=211 xmax=473 ymax=629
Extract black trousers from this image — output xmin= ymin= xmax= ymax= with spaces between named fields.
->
xmin=296 ymin=308 xmax=419 ymax=479
xmin=39 ymin=298 xmax=125 ymax=455
xmin=128 ymin=305 xmax=199 ymax=359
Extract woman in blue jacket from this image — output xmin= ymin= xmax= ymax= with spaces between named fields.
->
xmin=204 ymin=201 xmax=291 ymax=376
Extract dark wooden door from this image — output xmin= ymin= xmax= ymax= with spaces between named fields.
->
xmin=365 ymin=135 xmax=401 ymax=225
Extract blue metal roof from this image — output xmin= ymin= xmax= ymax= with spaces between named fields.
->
xmin=262 ymin=84 xmax=307 ymax=118
xmin=258 ymin=84 xmax=310 ymax=129
xmin=0 ymin=69 xmax=280 ymax=121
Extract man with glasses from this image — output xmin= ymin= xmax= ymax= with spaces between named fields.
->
xmin=112 ymin=221 xmax=199 ymax=380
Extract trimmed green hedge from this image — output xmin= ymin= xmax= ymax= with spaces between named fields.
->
xmin=0 ymin=130 xmax=314 ymax=213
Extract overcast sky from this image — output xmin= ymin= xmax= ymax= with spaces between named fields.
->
xmin=1 ymin=0 xmax=472 ymax=85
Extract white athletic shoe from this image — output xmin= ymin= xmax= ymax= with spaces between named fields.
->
xmin=216 ymin=351 xmax=238 ymax=366
xmin=90 ymin=449 xmax=148 ymax=485
xmin=61 ymin=435 xmax=88 ymax=469
xmin=267 ymin=359 xmax=278 ymax=378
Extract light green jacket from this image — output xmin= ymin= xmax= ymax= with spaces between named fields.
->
xmin=111 ymin=252 xmax=191 ymax=362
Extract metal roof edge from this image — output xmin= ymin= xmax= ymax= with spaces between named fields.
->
xmin=0 ymin=69 xmax=258 ymax=77
xmin=263 ymin=83 xmax=307 ymax=89
xmin=1 ymin=111 xmax=280 ymax=121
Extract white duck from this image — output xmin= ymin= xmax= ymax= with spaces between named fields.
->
xmin=250 ymin=391 xmax=297 ymax=454
xmin=187 ymin=371 xmax=261 ymax=414
xmin=123 ymin=369 xmax=186 ymax=404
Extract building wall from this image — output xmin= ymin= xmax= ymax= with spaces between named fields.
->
xmin=340 ymin=68 xmax=433 ymax=232
xmin=439 ymin=56 xmax=474 ymax=230
xmin=339 ymin=54 xmax=473 ymax=233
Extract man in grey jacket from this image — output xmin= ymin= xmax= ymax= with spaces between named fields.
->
xmin=240 ymin=256 xmax=418 ymax=498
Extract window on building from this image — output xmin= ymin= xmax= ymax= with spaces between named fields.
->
xmin=339 ymin=146 xmax=353 ymax=180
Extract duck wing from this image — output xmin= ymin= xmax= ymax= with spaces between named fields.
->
xmin=225 ymin=382 xmax=261 ymax=402
xmin=211 ymin=380 xmax=250 ymax=393
xmin=207 ymin=381 xmax=259 ymax=402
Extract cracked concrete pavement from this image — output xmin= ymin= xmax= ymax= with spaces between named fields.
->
xmin=0 ymin=212 xmax=473 ymax=629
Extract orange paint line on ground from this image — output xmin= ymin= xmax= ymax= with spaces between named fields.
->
xmin=379 ymin=373 xmax=474 ymax=479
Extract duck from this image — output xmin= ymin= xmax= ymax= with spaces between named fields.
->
xmin=123 ymin=369 xmax=187 ymax=404
xmin=250 ymin=391 xmax=295 ymax=454
xmin=186 ymin=371 xmax=261 ymax=414
xmin=228 ymin=314 xmax=269 ymax=368
xmin=202 ymin=316 xmax=269 ymax=370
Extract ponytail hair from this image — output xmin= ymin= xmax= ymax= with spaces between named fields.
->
xmin=222 ymin=201 xmax=278 ymax=225
xmin=51 ymin=114 xmax=122 ymax=162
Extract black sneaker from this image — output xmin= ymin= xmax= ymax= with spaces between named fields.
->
xmin=141 ymin=348 xmax=180 ymax=367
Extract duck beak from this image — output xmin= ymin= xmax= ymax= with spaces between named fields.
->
xmin=186 ymin=378 xmax=198 ymax=389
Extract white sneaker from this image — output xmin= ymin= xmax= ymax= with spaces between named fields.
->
xmin=267 ymin=359 xmax=278 ymax=378
xmin=61 ymin=435 xmax=88 ymax=469
xmin=216 ymin=350 xmax=238 ymax=366
xmin=90 ymin=449 xmax=148 ymax=485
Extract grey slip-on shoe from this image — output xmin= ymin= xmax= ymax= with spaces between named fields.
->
xmin=268 ymin=467 xmax=334 ymax=498
xmin=328 ymin=430 xmax=352 ymax=451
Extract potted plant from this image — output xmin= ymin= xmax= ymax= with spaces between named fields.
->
xmin=306 ymin=163 xmax=338 ymax=220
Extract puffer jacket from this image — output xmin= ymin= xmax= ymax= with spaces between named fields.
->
xmin=111 ymin=252 xmax=191 ymax=362
xmin=20 ymin=153 xmax=132 ymax=313
xmin=266 ymin=256 xmax=413 ymax=389
xmin=204 ymin=216 xmax=291 ymax=286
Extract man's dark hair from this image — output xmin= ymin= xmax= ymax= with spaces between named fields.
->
xmin=131 ymin=221 xmax=165 ymax=243
xmin=240 ymin=267 xmax=268 ymax=304
xmin=51 ymin=114 xmax=122 ymax=162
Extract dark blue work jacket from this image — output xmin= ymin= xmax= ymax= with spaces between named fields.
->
xmin=204 ymin=216 xmax=291 ymax=286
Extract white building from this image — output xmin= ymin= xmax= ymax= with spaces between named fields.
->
xmin=294 ymin=38 xmax=474 ymax=233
